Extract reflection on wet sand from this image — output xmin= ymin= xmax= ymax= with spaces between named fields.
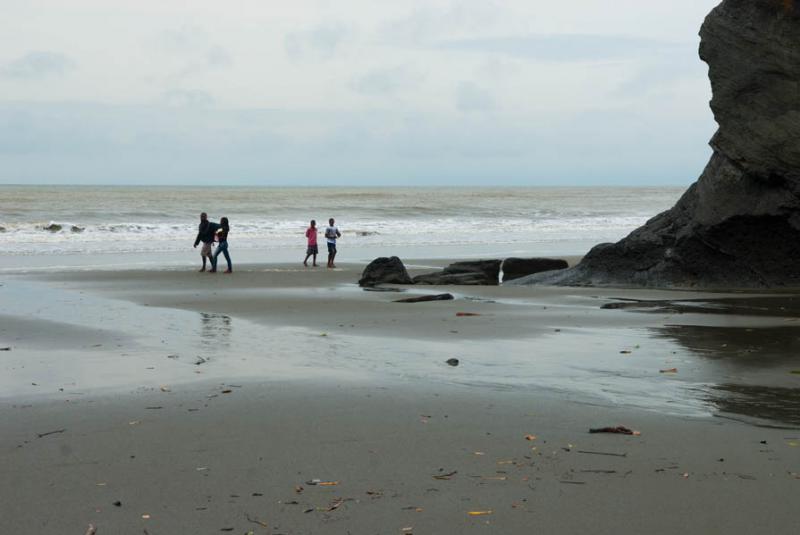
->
xmin=604 ymin=295 xmax=800 ymax=318
xmin=653 ymin=325 xmax=800 ymax=365
xmin=651 ymin=323 xmax=800 ymax=428
xmin=200 ymin=312 xmax=232 ymax=350
xmin=707 ymin=384 xmax=800 ymax=428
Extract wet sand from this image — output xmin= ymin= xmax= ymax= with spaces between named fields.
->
xmin=2 ymin=262 xmax=800 ymax=533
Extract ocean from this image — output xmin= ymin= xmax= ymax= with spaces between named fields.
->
xmin=0 ymin=185 xmax=684 ymax=269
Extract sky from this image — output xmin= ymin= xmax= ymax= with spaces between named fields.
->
xmin=0 ymin=0 xmax=721 ymax=186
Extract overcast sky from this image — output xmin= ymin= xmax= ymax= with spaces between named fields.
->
xmin=0 ymin=0 xmax=721 ymax=186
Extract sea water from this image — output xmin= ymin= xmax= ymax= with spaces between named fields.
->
xmin=0 ymin=185 xmax=683 ymax=269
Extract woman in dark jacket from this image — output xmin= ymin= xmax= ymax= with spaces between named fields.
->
xmin=210 ymin=217 xmax=232 ymax=273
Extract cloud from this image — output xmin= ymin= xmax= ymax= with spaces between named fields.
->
xmin=436 ymin=34 xmax=690 ymax=62
xmin=160 ymin=89 xmax=215 ymax=108
xmin=284 ymin=24 xmax=353 ymax=62
xmin=456 ymin=81 xmax=495 ymax=112
xmin=1 ymin=51 xmax=76 ymax=79
xmin=350 ymin=67 xmax=419 ymax=96
xmin=154 ymin=26 xmax=233 ymax=74
xmin=380 ymin=1 xmax=501 ymax=45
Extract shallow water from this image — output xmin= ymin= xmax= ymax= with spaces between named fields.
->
xmin=3 ymin=277 xmax=799 ymax=428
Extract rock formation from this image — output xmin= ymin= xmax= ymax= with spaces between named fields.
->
xmin=358 ymin=256 xmax=413 ymax=287
xmin=513 ymin=0 xmax=800 ymax=289
xmin=501 ymin=258 xmax=569 ymax=282
xmin=413 ymin=260 xmax=501 ymax=286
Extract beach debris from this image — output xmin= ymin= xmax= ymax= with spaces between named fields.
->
xmin=245 ymin=513 xmax=269 ymax=528
xmin=524 ymin=434 xmax=537 ymax=441
xmin=113 ymin=500 xmax=122 ymax=507
xmin=167 ymin=354 xmax=179 ymax=359
xmin=220 ymin=528 xmax=234 ymax=532
xmin=446 ymin=358 xmax=460 ymax=367
xmin=580 ymin=469 xmax=617 ymax=474
xmin=304 ymin=479 xmax=338 ymax=486
xmin=401 ymin=527 xmax=414 ymax=533
xmin=145 ymin=406 xmax=163 ymax=410
xmin=36 ymin=428 xmax=66 ymax=438
xmin=320 ymin=333 xmax=328 ymax=337
xmin=142 ymin=514 xmax=151 ymax=519
xmin=577 ymin=450 xmax=627 ymax=458
xmin=560 ymin=480 xmax=586 ymax=485
xmin=0 ymin=347 xmax=10 ymax=351
xmin=196 ymin=467 xmax=208 ymax=471
xmin=791 ymin=370 xmax=800 ymax=375
xmin=456 ymin=312 xmax=480 ymax=317
xmin=659 ymin=368 xmax=678 ymax=374
xmin=467 ymin=510 xmax=493 ymax=516
xmin=326 ymin=498 xmax=346 ymax=512
xmin=589 ymin=426 xmax=640 ymax=436
xmin=160 ymin=385 xmax=171 ymax=392
xmin=366 ymin=489 xmax=383 ymax=498
xmin=194 ymin=356 xmax=207 ymax=366
xmin=482 ymin=476 xmax=507 ymax=481
xmin=394 ymin=293 xmax=454 ymax=303
xmin=295 ymin=485 xmax=304 ymax=494
xmin=620 ymin=350 xmax=632 ymax=354
xmin=221 ymin=389 xmax=232 ymax=394
xmin=432 ymin=470 xmax=458 ymax=480
xmin=85 ymin=524 xmax=97 ymax=535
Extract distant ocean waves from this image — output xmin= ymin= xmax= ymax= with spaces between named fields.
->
xmin=0 ymin=186 xmax=683 ymax=256
xmin=1 ymin=215 xmax=654 ymax=256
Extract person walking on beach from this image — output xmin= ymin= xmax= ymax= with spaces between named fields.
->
xmin=325 ymin=218 xmax=341 ymax=269
xmin=304 ymin=220 xmax=318 ymax=267
xmin=193 ymin=212 xmax=220 ymax=272
xmin=210 ymin=217 xmax=232 ymax=273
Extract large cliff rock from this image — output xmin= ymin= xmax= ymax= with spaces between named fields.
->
xmin=513 ymin=0 xmax=800 ymax=289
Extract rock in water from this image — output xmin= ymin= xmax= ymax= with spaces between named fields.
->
xmin=43 ymin=223 xmax=62 ymax=232
xmin=359 ymin=256 xmax=413 ymax=287
xmin=502 ymin=258 xmax=568 ymax=282
xmin=513 ymin=1 xmax=800 ymax=289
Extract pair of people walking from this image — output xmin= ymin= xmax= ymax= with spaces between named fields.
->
xmin=193 ymin=212 xmax=232 ymax=273
xmin=304 ymin=218 xmax=340 ymax=268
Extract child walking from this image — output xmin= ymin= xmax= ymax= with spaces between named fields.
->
xmin=304 ymin=220 xmax=318 ymax=267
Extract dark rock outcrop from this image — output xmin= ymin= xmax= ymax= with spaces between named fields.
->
xmin=502 ymin=258 xmax=569 ymax=282
xmin=514 ymin=0 xmax=800 ymax=289
xmin=413 ymin=259 xmax=502 ymax=286
xmin=394 ymin=293 xmax=454 ymax=303
xmin=358 ymin=256 xmax=413 ymax=287
xmin=44 ymin=223 xmax=62 ymax=232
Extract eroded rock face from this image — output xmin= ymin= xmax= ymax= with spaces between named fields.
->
xmin=502 ymin=258 xmax=569 ymax=282
xmin=414 ymin=260 xmax=502 ymax=286
xmin=358 ymin=256 xmax=413 ymax=287
xmin=514 ymin=0 xmax=800 ymax=289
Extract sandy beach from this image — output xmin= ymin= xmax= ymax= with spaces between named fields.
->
xmin=1 ymin=261 xmax=799 ymax=534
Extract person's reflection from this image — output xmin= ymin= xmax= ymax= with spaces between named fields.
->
xmin=200 ymin=312 xmax=232 ymax=350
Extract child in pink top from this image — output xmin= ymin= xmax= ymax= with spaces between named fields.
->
xmin=304 ymin=220 xmax=318 ymax=267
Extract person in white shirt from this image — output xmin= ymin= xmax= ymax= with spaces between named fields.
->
xmin=325 ymin=217 xmax=341 ymax=268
